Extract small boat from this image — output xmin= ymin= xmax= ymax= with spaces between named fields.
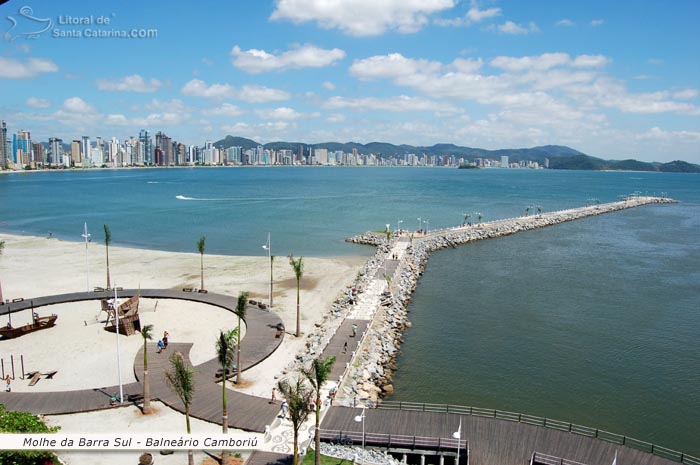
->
xmin=0 ymin=314 xmax=58 ymax=339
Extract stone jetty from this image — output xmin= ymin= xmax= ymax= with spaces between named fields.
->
xmin=337 ymin=196 xmax=676 ymax=405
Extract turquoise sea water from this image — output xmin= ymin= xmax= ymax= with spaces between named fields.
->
xmin=1 ymin=167 xmax=698 ymax=454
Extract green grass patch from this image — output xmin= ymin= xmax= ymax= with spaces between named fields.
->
xmin=301 ymin=451 xmax=353 ymax=465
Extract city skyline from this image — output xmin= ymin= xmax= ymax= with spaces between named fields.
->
xmin=0 ymin=1 xmax=699 ymax=163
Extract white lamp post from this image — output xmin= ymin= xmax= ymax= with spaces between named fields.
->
xmin=354 ymin=407 xmax=366 ymax=465
xmin=452 ymin=418 xmax=461 ymax=465
xmin=113 ymin=286 xmax=124 ymax=404
xmin=261 ymin=233 xmax=272 ymax=308
xmin=397 ymin=219 xmax=403 ymax=234
xmin=81 ymin=222 xmax=91 ymax=292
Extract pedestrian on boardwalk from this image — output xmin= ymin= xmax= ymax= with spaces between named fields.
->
xmin=162 ymin=330 xmax=169 ymax=349
xmin=157 ymin=339 xmax=164 ymax=353
xmin=281 ymin=400 xmax=288 ymax=419
xmin=5 ymin=375 xmax=10 ymax=392
xmin=351 ymin=324 xmax=358 ymax=337
xmin=270 ymin=387 xmax=276 ymax=404
xmin=343 ymin=341 xmax=348 ymax=354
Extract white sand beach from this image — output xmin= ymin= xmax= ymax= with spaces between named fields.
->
xmin=0 ymin=232 xmax=367 ymax=464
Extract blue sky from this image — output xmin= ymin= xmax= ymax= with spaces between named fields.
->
xmin=1 ymin=0 xmax=698 ymax=162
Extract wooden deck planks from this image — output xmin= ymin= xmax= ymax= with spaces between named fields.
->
xmin=320 ymin=407 xmax=680 ymax=465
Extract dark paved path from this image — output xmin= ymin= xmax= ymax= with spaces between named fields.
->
xmin=321 ymin=319 xmax=370 ymax=380
xmin=0 ymin=289 xmax=284 ymax=432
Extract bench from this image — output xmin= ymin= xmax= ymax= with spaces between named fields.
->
xmin=28 ymin=373 xmax=41 ymax=386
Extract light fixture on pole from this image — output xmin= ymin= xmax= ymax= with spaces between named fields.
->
xmin=354 ymin=407 xmax=366 ymax=465
xmin=113 ymin=286 xmax=124 ymax=404
xmin=397 ymin=219 xmax=403 ymax=234
xmin=261 ymin=233 xmax=272 ymax=308
xmin=452 ymin=418 xmax=462 ymax=465
xmin=81 ymin=222 xmax=91 ymax=292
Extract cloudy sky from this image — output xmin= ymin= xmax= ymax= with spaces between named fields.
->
xmin=1 ymin=0 xmax=699 ymax=162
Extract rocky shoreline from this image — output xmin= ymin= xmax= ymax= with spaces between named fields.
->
xmin=338 ymin=196 xmax=677 ymax=405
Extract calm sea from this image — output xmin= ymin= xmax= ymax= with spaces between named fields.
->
xmin=1 ymin=167 xmax=698 ymax=454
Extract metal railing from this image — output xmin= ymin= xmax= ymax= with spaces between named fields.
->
xmin=532 ymin=452 xmax=589 ymax=465
xmin=377 ymin=401 xmax=700 ymax=465
xmin=319 ymin=429 xmax=467 ymax=452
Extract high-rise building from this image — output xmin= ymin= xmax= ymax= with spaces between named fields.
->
xmin=501 ymin=155 xmax=509 ymax=168
xmin=139 ymin=129 xmax=152 ymax=165
xmin=48 ymin=137 xmax=63 ymax=166
xmin=12 ymin=129 xmax=31 ymax=168
xmin=71 ymin=140 xmax=82 ymax=166
xmin=0 ymin=120 xmax=7 ymax=169
xmin=314 ymin=148 xmax=328 ymax=165
xmin=155 ymin=131 xmax=173 ymax=165
xmin=81 ymin=136 xmax=91 ymax=166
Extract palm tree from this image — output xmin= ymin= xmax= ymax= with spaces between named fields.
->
xmin=165 ymin=352 xmax=195 ymax=465
xmin=103 ymin=224 xmax=111 ymax=289
xmin=288 ymin=255 xmax=304 ymax=337
xmin=140 ymin=324 xmax=154 ymax=415
xmin=234 ymin=291 xmax=249 ymax=385
xmin=0 ymin=240 xmax=4 ymax=254
xmin=462 ymin=213 xmax=470 ymax=227
xmin=384 ymin=229 xmax=392 ymax=242
xmin=477 ymin=212 xmax=483 ymax=224
xmin=302 ymin=356 xmax=336 ymax=465
xmin=216 ymin=327 xmax=239 ymax=465
xmin=277 ymin=377 xmax=313 ymax=465
xmin=525 ymin=206 xmax=531 ymax=216
xmin=197 ymin=236 xmax=206 ymax=290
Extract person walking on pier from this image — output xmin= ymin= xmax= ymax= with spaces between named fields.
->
xmin=351 ymin=324 xmax=358 ymax=337
xmin=343 ymin=341 xmax=348 ymax=353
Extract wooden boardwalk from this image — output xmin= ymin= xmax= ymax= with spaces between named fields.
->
xmin=0 ymin=289 xmax=284 ymax=432
xmin=320 ymin=407 xmax=682 ymax=465
xmin=321 ymin=319 xmax=370 ymax=379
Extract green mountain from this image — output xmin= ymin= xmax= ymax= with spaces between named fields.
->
xmin=212 ymin=135 xmax=700 ymax=172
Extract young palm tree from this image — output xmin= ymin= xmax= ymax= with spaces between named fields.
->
xmin=384 ymin=229 xmax=392 ymax=242
xmin=234 ymin=291 xmax=249 ymax=384
xmin=277 ymin=377 xmax=313 ymax=465
xmin=165 ymin=352 xmax=195 ymax=465
xmin=216 ymin=327 xmax=239 ymax=465
xmin=0 ymin=240 xmax=4 ymax=254
xmin=288 ymin=255 xmax=304 ymax=337
xmin=302 ymin=356 xmax=336 ymax=465
xmin=477 ymin=212 xmax=483 ymax=224
xmin=140 ymin=324 xmax=154 ymax=415
xmin=197 ymin=236 xmax=206 ymax=290
xmin=525 ymin=206 xmax=531 ymax=216
xmin=103 ymin=224 xmax=111 ymax=289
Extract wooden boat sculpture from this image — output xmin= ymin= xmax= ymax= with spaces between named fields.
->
xmin=0 ymin=314 xmax=58 ymax=339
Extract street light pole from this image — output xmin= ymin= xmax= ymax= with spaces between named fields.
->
xmin=417 ymin=217 xmax=421 ymax=233
xmin=261 ymin=233 xmax=272 ymax=309
xmin=354 ymin=407 xmax=366 ymax=465
xmin=452 ymin=418 xmax=461 ymax=465
xmin=82 ymin=222 xmax=91 ymax=292
xmin=113 ymin=286 xmax=123 ymax=404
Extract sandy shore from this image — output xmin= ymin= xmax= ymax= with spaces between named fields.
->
xmin=0 ymin=232 xmax=367 ymax=464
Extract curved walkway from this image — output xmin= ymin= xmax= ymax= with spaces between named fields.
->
xmin=0 ymin=289 xmax=284 ymax=432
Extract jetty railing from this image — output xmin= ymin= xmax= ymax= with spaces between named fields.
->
xmin=319 ymin=429 xmax=467 ymax=453
xmin=377 ymin=401 xmax=700 ymax=465
xmin=532 ymin=452 xmax=588 ymax=465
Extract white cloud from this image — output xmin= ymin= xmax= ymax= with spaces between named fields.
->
xmin=106 ymin=112 xmax=189 ymax=127
xmin=270 ymin=0 xmax=458 ymax=36
xmin=467 ymin=6 xmax=501 ymax=22
xmin=96 ymin=74 xmax=163 ymax=92
xmin=144 ymin=98 xmax=189 ymax=113
xmin=672 ymin=89 xmax=698 ymax=100
xmin=324 ymin=95 xmax=462 ymax=113
xmin=590 ymin=19 xmax=605 ymax=26
xmin=491 ymin=53 xmax=571 ymax=72
xmin=326 ymin=113 xmax=346 ymax=123
xmin=26 ymin=97 xmax=51 ymax=108
xmin=647 ymin=58 xmax=663 ymax=66
xmin=62 ymin=97 xmax=96 ymax=114
xmin=0 ymin=57 xmax=58 ymax=79
xmin=572 ymin=54 xmax=610 ymax=68
xmin=322 ymin=81 xmax=336 ymax=90
xmin=556 ymin=19 xmax=574 ymax=27
xmin=496 ymin=21 xmax=539 ymax=35
xmin=255 ymin=107 xmax=306 ymax=120
xmin=202 ymin=103 xmax=244 ymax=117
xmin=181 ymin=79 xmax=236 ymax=98
xmin=238 ymin=85 xmax=291 ymax=103
xmin=636 ymin=127 xmax=700 ymax=141
xmin=350 ymin=53 xmax=441 ymax=80
xmin=231 ymin=44 xmax=345 ymax=73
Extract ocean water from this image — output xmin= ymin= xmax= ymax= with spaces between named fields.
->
xmin=1 ymin=167 xmax=698 ymax=453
